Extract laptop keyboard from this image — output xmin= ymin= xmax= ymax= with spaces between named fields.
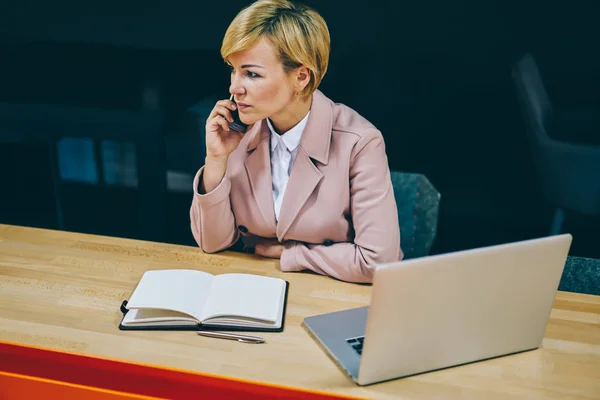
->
xmin=346 ymin=336 xmax=364 ymax=355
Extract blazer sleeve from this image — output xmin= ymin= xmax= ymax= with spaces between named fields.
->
xmin=279 ymin=130 xmax=403 ymax=283
xmin=189 ymin=167 xmax=240 ymax=253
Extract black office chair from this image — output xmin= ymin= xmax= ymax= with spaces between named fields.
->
xmin=391 ymin=171 xmax=441 ymax=259
xmin=512 ymin=53 xmax=600 ymax=234
xmin=559 ymin=256 xmax=600 ymax=296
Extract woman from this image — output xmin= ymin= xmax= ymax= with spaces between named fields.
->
xmin=190 ymin=0 xmax=402 ymax=283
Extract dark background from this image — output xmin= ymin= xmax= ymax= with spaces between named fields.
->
xmin=1 ymin=0 xmax=598 ymax=257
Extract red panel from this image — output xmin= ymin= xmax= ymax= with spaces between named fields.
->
xmin=0 ymin=371 xmax=159 ymax=399
xmin=0 ymin=341 xmax=361 ymax=400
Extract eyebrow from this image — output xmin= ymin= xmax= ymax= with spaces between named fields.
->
xmin=241 ymin=64 xmax=265 ymax=69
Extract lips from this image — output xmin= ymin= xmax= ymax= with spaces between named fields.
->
xmin=236 ymin=103 xmax=251 ymax=111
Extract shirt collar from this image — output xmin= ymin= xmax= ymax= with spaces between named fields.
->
xmin=267 ymin=111 xmax=310 ymax=152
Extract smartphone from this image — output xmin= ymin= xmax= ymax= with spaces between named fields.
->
xmin=228 ymin=94 xmax=248 ymax=133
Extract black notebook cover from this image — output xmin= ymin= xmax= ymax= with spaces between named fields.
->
xmin=118 ymin=281 xmax=289 ymax=333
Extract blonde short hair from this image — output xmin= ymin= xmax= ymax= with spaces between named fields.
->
xmin=221 ymin=0 xmax=330 ymax=96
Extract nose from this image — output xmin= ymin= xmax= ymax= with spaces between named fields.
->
xmin=229 ymin=74 xmax=245 ymax=97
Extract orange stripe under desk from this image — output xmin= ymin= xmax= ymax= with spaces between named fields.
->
xmin=0 ymin=340 xmax=362 ymax=400
xmin=0 ymin=371 xmax=161 ymax=400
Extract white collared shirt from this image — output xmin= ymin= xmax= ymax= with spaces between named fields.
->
xmin=267 ymin=111 xmax=310 ymax=221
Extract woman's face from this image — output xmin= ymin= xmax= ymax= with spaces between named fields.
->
xmin=228 ymin=38 xmax=299 ymax=126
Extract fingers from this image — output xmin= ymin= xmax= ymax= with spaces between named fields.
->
xmin=254 ymin=239 xmax=284 ymax=259
xmin=221 ymin=98 xmax=237 ymax=110
xmin=208 ymin=100 xmax=237 ymax=121
xmin=206 ymin=99 xmax=238 ymax=133
xmin=254 ymin=243 xmax=284 ymax=258
xmin=215 ymin=105 xmax=235 ymax=123
xmin=255 ymin=238 xmax=277 ymax=246
xmin=207 ymin=114 xmax=230 ymax=132
xmin=254 ymin=243 xmax=265 ymax=257
xmin=255 ymin=243 xmax=276 ymax=258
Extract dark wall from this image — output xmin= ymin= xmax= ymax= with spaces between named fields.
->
xmin=1 ymin=0 xmax=599 ymax=253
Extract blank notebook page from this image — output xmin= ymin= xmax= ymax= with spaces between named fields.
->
xmin=126 ymin=269 xmax=213 ymax=320
xmin=202 ymin=274 xmax=285 ymax=322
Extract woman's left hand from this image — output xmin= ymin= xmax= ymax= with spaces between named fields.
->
xmin=254 ymin=238 xmax=285 ymax=259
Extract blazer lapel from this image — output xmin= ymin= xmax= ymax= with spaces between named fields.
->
xmin=276 ymin=148 xmax=323 ymax=240
xmin=244 ymin=121 xmax=277 ymax=233
xmin=276 ymin=90 xmax=333 ymax=240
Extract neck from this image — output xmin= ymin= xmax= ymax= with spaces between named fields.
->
xmin=269 ymin=94 xmax=312 ymax=134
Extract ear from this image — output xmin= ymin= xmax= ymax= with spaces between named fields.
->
xmin=295 ymin=65 xmax=311 ymax=91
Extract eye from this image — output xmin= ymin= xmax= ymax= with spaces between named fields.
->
xmin=227 ymin=64 xmax=235 ymax=74
xmin=247 ymin=71 xmax=261 ymax=78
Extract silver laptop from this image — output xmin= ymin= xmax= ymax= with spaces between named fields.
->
xmin=303 ymin=234 xmax=572 ymax=386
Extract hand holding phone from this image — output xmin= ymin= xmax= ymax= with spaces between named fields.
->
xmin=202 ymin=96 xmax=246 ymax=193
xmin=204 ymin=96 xmax=245 ymax=159
xmin=228 ymin=94 xmax=248 ymax=134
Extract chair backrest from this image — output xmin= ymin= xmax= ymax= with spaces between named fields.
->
xmin=512 ymin=54 xmax=600 ymax=216
xmin=558 ymin=256 xmax=600 ymax=296
xmin=512 ymin=53 xmax=553 ymax=143
xmin=390 ymin=171 xmax=440 ymax=259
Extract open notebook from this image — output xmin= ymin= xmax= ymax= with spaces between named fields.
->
xmin=118 ymin=269 xmax=289 ymax=332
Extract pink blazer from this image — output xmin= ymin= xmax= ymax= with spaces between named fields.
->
xmin=190 ymin=90 xmax=402 ymax=283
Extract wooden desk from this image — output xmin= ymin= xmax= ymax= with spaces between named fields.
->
xmin=0 ymin=224 xmax=599 ymax=399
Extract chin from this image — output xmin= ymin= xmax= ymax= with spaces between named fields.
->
xmin=240 ymin=114 xmax=263 ymax=126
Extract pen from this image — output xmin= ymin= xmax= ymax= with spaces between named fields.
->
xmin=197 ymin=331 xmax=265 ymax=344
